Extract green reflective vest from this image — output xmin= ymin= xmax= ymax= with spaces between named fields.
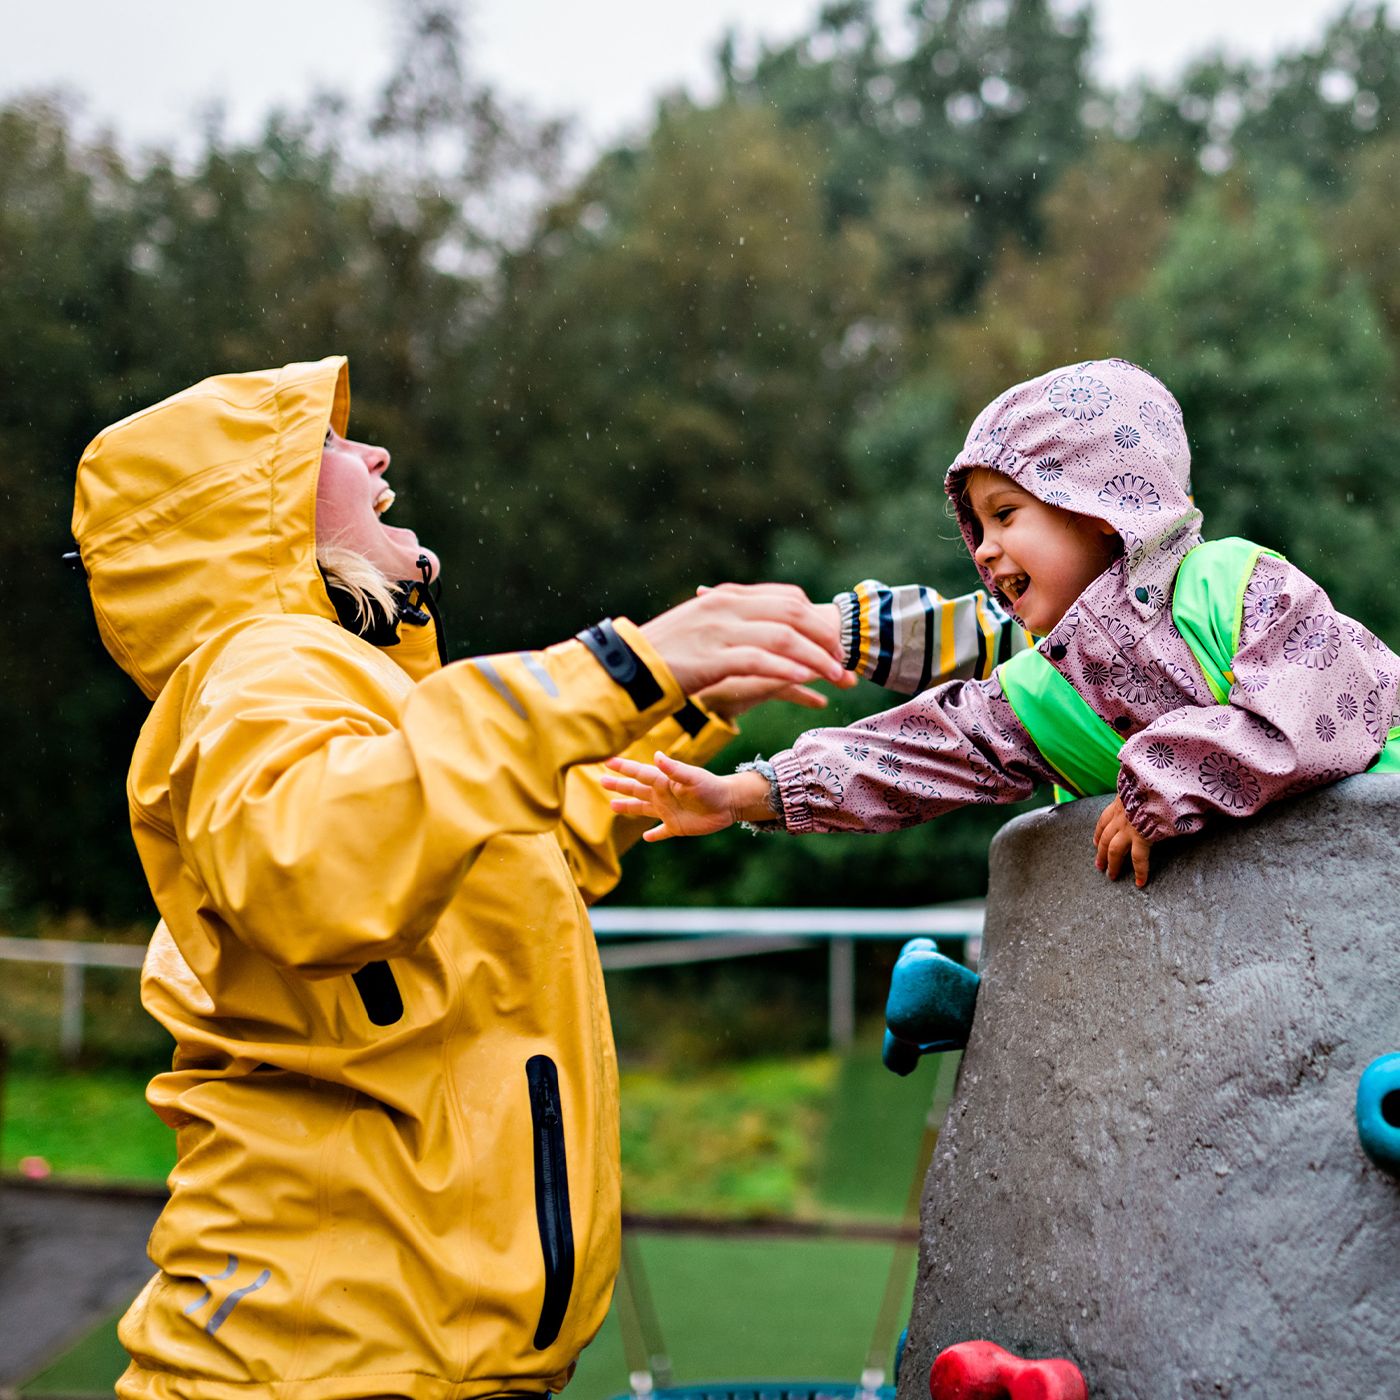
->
xmin=997 ymin=537 xmax=1400 ymax=802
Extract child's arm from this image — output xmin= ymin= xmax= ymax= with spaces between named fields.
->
xmin=607 ymin=676 xmax=1058 ymax=838
xmin=836 ymin=580 xmax=1032 ymax=693
xmin=1114 ymin=554 xmax=1399 ymax=841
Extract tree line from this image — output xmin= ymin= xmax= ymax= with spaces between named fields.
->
xmin=4 ymin=0 xmax=1400 ymax=922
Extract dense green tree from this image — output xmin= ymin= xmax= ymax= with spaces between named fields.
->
xmin=1122 ymin=177 xmax=1400 ymax=638
xmin=7 ymin=0 xmax=1400 ymax=923
xmin=449 ymin=100 xmax=878 ymax=645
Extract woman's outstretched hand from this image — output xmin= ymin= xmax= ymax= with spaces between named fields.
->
xmin=1092 ymin=798 xmax=1156 ymax=888
xmin=639 ymin=583 xmax=847 ymax=702
xmin=689 ymin=593 xmax=855 ymax=720
xmin=601 ymin=753 xmax=771 ymax=842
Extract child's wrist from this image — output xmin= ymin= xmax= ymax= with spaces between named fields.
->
xmin=730 ymin=769 xmax=779 ymax=825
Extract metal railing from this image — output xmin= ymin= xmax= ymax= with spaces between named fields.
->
xmin=0 ymin=904 xmax=984 ymax=1059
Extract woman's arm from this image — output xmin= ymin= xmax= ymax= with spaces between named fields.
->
xmin=163 ymin=587 xmax=846 ymax=973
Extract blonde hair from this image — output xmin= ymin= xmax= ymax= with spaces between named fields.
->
xmin=317 ymin=542 xmax=398 ymax=627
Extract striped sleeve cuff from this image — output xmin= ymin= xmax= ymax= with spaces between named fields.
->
xmin=833 ymin=581 xmax=1033 ymax=695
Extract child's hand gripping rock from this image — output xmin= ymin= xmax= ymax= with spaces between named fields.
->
xmin=1093 ymin=797 xmax=1156 ymax=888
xmin=601 ymin=753 xmax=774 ymax=842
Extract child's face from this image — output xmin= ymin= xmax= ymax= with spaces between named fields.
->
xmin=964 ymin=468 xmax=1120 ymax=635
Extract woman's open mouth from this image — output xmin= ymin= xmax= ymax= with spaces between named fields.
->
xmin=373 ymin=486 xmax=396 ymax=516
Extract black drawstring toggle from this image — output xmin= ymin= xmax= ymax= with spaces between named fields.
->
xmin=399 ymin=554 xmax=449 ymax=667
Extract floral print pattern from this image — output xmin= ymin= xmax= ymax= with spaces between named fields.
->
xmin=1199 ymin=752 xmax=1261 ymax=810
xmin=1364 ymin=687 xmax=1391 ymax=742
xmin=1048 ymin=372 xmax=1112 ymax=422
xmin=1242 ymin=574 xmax=1288 ymax=633
xmin=1113 ymin=424 xmax=1142 ymax=450
xmin=1138 ymin=398 xmax=1178 ymax=447
xmin=1283 ymin=615 xmax=1342 ymax=670
xmin=1145 ymin=741 xmax=1176 ymax=770
xmin=1111 ymin=657 xmax=1155 ymax=705
xmin=1098 ymin=473 xmax=1162 ymax=514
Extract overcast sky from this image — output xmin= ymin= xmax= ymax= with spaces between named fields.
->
xmin=2 ymin=0 xmax=1379 ymax=162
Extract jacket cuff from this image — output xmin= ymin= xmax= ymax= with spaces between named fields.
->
xmin=770 ymin=748 xmax=815 ymax=833
xmin=1117 ymin=767 xmax=1177 ymax=842
xmin=650 ymin=698 xmax=740 ymax=767
xmin=833 ymin=590 xmax=862 ymax=672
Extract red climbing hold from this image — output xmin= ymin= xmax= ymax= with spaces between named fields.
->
xmin=929 ymin=1339 xmax=1087 ymax=1400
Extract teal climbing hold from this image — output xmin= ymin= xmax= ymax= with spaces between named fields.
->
xmin=881 ymin=938 xmax=979 ymax=1076
xmin=1356 ymin=1052 xmax=1400 ymax=1173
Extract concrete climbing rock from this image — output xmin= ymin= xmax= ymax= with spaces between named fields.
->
xmin=900 ymin=777 xmax=1400 ymax=1400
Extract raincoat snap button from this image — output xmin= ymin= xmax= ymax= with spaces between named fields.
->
xmin=1049 ymin=644 xmax=1067 ymax=661
xmin=1113 ymin=715 xmax=1133 ymax=733
xmin=1135 ymin=586 xmax=1150 ymax=603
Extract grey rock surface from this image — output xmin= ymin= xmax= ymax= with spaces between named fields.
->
xmin=902 ymin=777 xmax=1400 ymax=1400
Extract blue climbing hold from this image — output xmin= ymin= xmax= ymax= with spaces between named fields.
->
xmin=881 ymin=938 xmax=980 ymax=1076
xmin=1356 ymin=1052 xmax=1400 ymax=1173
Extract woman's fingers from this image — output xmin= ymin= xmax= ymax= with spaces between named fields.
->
xmin=778 ymin=684 xmax=829 ymax=709
xmin=697 ymin=584 xmax=844 ymax=661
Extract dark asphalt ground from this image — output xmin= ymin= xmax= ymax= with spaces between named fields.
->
xmin=0 ymin=1178 xmax=163 ymax=1390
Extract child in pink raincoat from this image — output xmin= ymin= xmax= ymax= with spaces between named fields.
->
xmin=602 ymin=358 xmax=1400 ymax=886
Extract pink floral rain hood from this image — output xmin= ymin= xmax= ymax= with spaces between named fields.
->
xmin=945 ymin=359 xmax=1204 ymax=627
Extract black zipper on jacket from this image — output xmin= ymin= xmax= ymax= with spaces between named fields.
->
xmin=526 ymin=1054 xmax=575 ymax=1350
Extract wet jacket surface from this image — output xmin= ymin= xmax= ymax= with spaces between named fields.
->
xmin=71 ymin=358 xmax=735 ymax=1400
xmin=771 ymin=359 xmax=1400 ymax=839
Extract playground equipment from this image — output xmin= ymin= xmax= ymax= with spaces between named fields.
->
xmin=881 ymin=939 xmax=979 ymax=1076
xmin=929 ymin=1341 xmax=1086 ymax=1400
xmin=1356 ymin=1051 xmax=1400 ymax=1173
xmin=903 ymin=778 xmax=1400 ymax=1397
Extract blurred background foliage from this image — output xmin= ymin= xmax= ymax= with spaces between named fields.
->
xmin=6 ymin=0 xmax=1400 ymax=925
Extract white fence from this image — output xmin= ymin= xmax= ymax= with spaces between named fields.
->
xmin=0 ymin=904 xmax=984 ymax=1059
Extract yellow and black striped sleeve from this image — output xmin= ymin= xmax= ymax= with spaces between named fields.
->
xmin=835 ymin=580 xmax=1032 ymax=695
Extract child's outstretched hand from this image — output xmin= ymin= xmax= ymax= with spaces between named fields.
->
xmin=1093 ymin=798 xmax=1155 ymax=888
xmin=602 ymin=753 xmax=768 ymax=842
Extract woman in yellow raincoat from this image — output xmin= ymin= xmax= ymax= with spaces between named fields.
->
xmin=70 ymin=356 xmax=848 ymax=1400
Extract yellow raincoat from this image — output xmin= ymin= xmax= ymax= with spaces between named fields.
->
xmin=71 ymin=357 xmax=736 ymax=1399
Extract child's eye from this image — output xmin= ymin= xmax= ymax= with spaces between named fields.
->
xmin=995 ymin=508 xmax=1014 ymax=523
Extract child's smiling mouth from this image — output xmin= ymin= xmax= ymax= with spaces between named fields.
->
xmin=998 ymin=572 xmax=1030 ymax=603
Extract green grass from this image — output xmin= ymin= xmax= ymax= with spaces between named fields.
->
xmin=620 ymin=1056 xmax=835 ymax=1217
xmin=1 ymin=1067 xmax=175 ymax=1181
